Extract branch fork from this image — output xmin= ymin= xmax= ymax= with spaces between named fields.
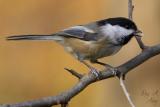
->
xmin=1 ymin=44 xmax=160 ymax=107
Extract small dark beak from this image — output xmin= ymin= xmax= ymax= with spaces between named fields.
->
xmin=134 ymin=30 xmax=143 ymax=37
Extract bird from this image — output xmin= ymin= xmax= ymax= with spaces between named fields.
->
xmin=7 ymin=17 xmax=142 ymax=78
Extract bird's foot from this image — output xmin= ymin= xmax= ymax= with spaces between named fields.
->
xmin=107 ymin=67 xmax=125 ymax=79
xmin=108 ymin=67 xmax=118 ymax=76
xmin=91 ymin=60 xmax=120 ymax=77
xmin=89 ymin=67 xmax=100 ymax=79
xmin=81 ymin=61 xmax=100 ymax=79
xmin=101 ymin=63 xmax=118 ymax=76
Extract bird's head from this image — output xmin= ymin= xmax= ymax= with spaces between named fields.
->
xmin=97 ymin=17 xmax=142 ymax=45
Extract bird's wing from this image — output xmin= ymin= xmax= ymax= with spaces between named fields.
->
xmin=57 ymin=26 xmax=99 ymax=41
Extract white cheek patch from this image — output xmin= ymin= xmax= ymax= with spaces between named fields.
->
xmin=101 ymin=24 xmax=115 ymax=38
xmin=100 ymin=24 xmax=134 ymax=42
xmin=114 ymin=25 xmax=133 ymax=37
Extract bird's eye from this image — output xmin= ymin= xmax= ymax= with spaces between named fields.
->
xmin=125 ymin=25 xmax=129 ymax=29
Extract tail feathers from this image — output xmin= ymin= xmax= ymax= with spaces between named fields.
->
xmin=7 ymin=34 xmax=63 ymax=41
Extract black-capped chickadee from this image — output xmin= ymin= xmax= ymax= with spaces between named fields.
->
xmin=7 ymin=17 xmax=142 ymax=77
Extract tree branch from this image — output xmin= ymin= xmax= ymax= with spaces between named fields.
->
xmin=64 ymin=68 xmax=83 ymax=79
xmin=0 ymin=44 xmax=160 ymax=107
xmin=120 ymin=77 xmax=135 ymax=107
xmin=128 ymin=0 xmax=134 ymax=20
xmin=118 ymin=1 xmax=152 ymax=107
xmin=128 ymin=0 xmax=146 ymax=50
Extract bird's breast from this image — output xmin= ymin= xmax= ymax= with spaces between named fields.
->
xmin=62 ymin=38 xmax=122 ymax=61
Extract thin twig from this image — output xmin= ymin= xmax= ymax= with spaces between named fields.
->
xmin=128 ymin=0 xmax=146 ymax=50
xmin=128 ymin=0 xmax=134 ymax=19
xmin=120 ymin=77 xmax=135 ymax=107
xmin=65 ymin=68 xmax=83 ymax=79
xmin=125 ymin=1 xmax=137 ymax=106
xmin=119 ymin=0 xmax=147 ymax=106
xmin=135 ymin=36 xmax=148 ymax=50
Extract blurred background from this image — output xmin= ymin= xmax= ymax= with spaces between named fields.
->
xmin=0 ymin=0 xmax=160 ymax=107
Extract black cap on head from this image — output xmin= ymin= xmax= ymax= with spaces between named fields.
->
xmin=97 ymin=17 xmax=138 ymax=31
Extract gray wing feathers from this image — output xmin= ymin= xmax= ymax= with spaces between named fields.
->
xmin=60 ymin=26 xmax=98 ymax=41
xmin=62 ymin=29 xmax=85 ymax=38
